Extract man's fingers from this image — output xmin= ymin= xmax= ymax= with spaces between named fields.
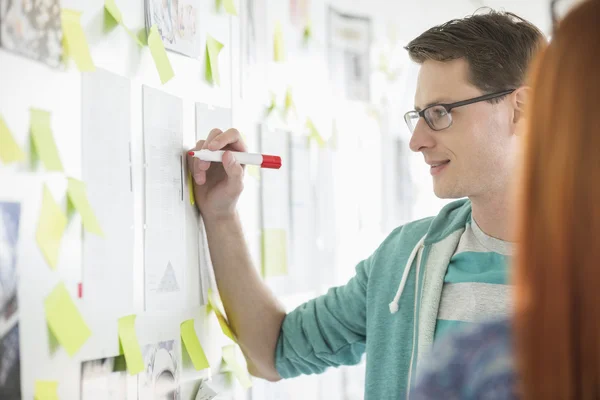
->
xmin=193 ymin=170 xmax=206 ymax=185
xmin=208 ymin=128 xmax=248 ymax=152
xmin=222 ymin=151 xmax=244 ymax=193
xmin=203 ymin=128 xmax=223 ymax=149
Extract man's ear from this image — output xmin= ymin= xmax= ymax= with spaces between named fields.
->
xmin=512 ymin=86 xmax=530 ymax=128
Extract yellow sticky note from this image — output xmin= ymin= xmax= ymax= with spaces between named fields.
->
xmin=0 ymin=115 xmax=25 ymax=164
xmin=274 ymin=21 xmax=285 ymax=62
xmin=148 ymin=25 xmax=174 ymax=84
xmin=30 ymin=109 xmax=64 ymax=171
xmin=34 ymin=381 xmax=59 ymax=400
xmin=222 ymin=345 xmax=252 ymax=389
xmin=306 ymin=118 xmax=326 ymax=148
xmin=67 ymin=178 xmax=103 ymax=236
xmin=261 ymin=229 xmax=288 ymax=277
xmin=104 ymin=0 xmax=123 ymax=23
xmin=284 ymin=87 xmax=295 ymax=115
xmin=207 ymin=289 xmax=236 ymax=342
xmin=61 ymin=10 xmax=95 ymax=72
xmin=224 ymin=0 xmax=238 ymax=16
xmin=205 ymin=35 xmax=224 ymax=86
xmin=45 ymin=282 xmax=92 ymax=357
xmin=36 ymin=186 xmax=67 ymax=270
xmin=265 ymin=91 xmax=277 ymax=116
xmin=246 ymin=165 xmax=260 ymax=180
xmin=118 ymin=315 xmax=145 ymax=375
xmin=188 ymin=169 xmax=195 ymax=206
xmin=181 ymin=320 xmax=210 ymax=370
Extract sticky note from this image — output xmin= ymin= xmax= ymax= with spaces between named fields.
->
xmin=45 ymin=282 xmax=92 ymax=357
xmin=207 ymin=289 xmax=236 ymax=342
xmin=261 ymin=229 xmax=288 ymax=277
xmin=104 ymin=0 xmax=145 ymax=46
xmin=34 ymin=381 xmax=59 ymax=400
xmin=265 ymin=92 xmax=277 ymax=116
xmin=104 ymin=0 xmax=123 ymax=24
xmin=148 ymin=25 xmax=174 ymax=84
xmin=0 ymin=115 xmax=25 ymax=164
xmin=273 ymin=21 xmax=285 ymax=62
xmin=181 ymin=320 xmax=210 ymax=370
xmin=30 ymin=109 xmax=64 ymax=171
xmin=306 ymin=118 xmax=326 ymax=148
xmin=205 ymin=35 xmax=224 ymax=86
xmin=188 ymin=169 xmax=196 ymax=205
xmin=222 ymin=345 xmax=252 ymax=389
xmin=303 ymin=21 xmax=312 ymax=44
xmin=61 ymin=10 xmax=95 ymax=72
xmin=246 ymin=165 xmax=260 ymax=180
xmin=67 ymin=178 xmax=103 ymax=236
xmin=284 ymin=87 xmax=295 ymax=115
xmin=36 ymin=186 xmax=67 ymax=270
xmin=118 ymin=315 xmax=145 ymax=375
xmin=224 ymin=0 xmax=238 ymax=16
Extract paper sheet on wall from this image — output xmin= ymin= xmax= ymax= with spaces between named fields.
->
xmin=143 ymin=86 xmax=186 ymax=311
xmin=81 ymin=69 xmax=134 ymax=315
xmin=0 ymin=114 xmax=25 ymax=164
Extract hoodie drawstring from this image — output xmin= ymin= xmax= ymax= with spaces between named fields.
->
xmin=389 ymin=235 xmax=426 ymax=314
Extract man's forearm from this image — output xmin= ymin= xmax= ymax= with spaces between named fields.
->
xmin=203 ymin=212 xmax=286 ymax=381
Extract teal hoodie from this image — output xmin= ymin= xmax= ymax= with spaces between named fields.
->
xmin=275 ymin=199 xmax=481 ymax=399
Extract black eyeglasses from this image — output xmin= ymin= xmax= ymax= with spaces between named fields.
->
xmin=403 ymin=89 xmax=515 ymax=133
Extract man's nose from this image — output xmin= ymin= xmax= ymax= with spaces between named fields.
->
xmin=409 ymin=118 xmax=436 ymax=153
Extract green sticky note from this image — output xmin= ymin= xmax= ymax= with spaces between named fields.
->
xmin=303 ymin=21 xmax=312 ymax=45
xmin=45 ymin=282 xmax=92 ymax=357
xmin=273 ymin=21 xmax=285 ymax=62
xmin=34 ymin=381 xmax=59 ymax=400
xmin=222 ymin=345 xmax=252 ymax=389
xmin=30 ymin=109 xmax=64 ymax=171
xmin=207 ymin=289 xmax=236 ymax=342
xmin=104 ymin=0 xmax=123 ymax=24
xmin=284 ymin=87 xmax=295 ymax=115
xmin=148 ymin=25 xmax=174 ymax=84
xmin=118 ymin=315 xmax=145 ymax=375
xmin=36 ymin=186 xmax=67 ymax=270
xmin=205 ymin=35 xmax=224 ymax=86
xmin=306 ymin=118 xmax=326 ymax=148
xmin=181 ymin=320 xmax=210 ymax=370
xmin=261 ymin=229 xmax=288 ymax=277
xmin=265 ymin=91 xmax=277 ymax=116
xmin=61 ymin=10 xmax=95 ymax=72
xmin=67 ymin=178 xmax=103 ymax=236
xmin=224 ymin=0 xmax=238 ymax=16
xmin=187 ymin=169 xmax=195 ymax=205
xmin=0 ymin=115 xmax=25 ymax=164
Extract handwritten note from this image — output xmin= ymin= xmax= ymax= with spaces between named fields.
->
xmin=61 ymin=10 xmax=95 ymax=72
xmin=67 ymin=178 xmax=103 ymax=236
xmin=148 ymin=25 xmax=174 ymax=84
xmin=261 ymin=229 xmax=288 ymax=277
xmin=45 ymin=282 xmax=92 ymax=356
xmin=36 ymin=186 xmax=67 ymax=270
xmin=306 ymin=118 xmax=326 ymax=148
xmin=181 ymin=319 xmax=210 ymax=370
xmin=274 ymin=21 xmax=285 ymax=62
xmin=205 ymin=35 xmax=224 ymax=86
xmin=222 ymin=345 xmax=252 ymax=389
xmin=118 ymin=315 xmax=145 ymax=375
xmin=0 ymin=115 xmax=25 ymax=164
xmin=207 ymin=289 xmax=236 ymax=342
xmin=30 ymin=109 xmax=64 ymax=171
xmin=34 ymin=381 xmax=59 ymax=400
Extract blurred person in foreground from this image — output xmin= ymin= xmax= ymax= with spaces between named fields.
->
xmin=410 ymin=0 xmax=600 ymax=398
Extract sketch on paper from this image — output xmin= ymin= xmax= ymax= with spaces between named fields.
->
xmin=81 ymin=357 xmax=128 ymax=400
xmin=0 ymin=202 xmax=20 ymax=326
xmin=145 ymin=0 xmax=201 ymax=58
xmin=327 ymin=7 xmax=372 ymax=102
xmin=157 ymin=262 xmax=180 ymax=293
xmin=0 ymin=0 xmax=63 ymax=68
xmin=0 ymin=324 xmax=21 ymax=399
xmin=138 ymin=340 xmax=180 ymax=400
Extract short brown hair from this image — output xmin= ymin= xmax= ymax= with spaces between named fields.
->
xmin=405 ymin=9 xmax=545 ymax=96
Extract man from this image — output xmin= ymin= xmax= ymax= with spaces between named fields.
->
xmin=187 ymin=10 xmax=544 ymax=399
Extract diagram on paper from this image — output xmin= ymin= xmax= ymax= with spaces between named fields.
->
xmin=157 ymin=262 xmax=180 ymax=293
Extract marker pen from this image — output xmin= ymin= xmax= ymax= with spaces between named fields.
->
xmin=188 ymin=149 xmax=281 ymax=169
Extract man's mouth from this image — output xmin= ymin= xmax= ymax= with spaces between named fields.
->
xmin=429 ymin=160 xmax=450 ymax=167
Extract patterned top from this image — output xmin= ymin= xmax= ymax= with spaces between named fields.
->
xmin=411 ymin=318 xmax=518 ymax=400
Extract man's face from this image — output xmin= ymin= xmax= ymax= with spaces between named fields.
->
xmin=410 ymin=58 xmax=518 ymax=199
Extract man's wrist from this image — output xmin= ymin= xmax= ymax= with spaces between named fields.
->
xmin=201 ymin=210 xmax=240 ymax=227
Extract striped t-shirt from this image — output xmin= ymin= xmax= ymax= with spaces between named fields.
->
xmin=434 ymin=218 xmax=513 ymax=340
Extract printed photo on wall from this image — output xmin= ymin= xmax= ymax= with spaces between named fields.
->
xmin=0 ymin=324 xmax=21 ymax=400
xmin=327 ymin=7 xmax=372 ymax=102
xmin=0 ymin=202 xmax=20 ymax=327
xmin=144 ymin=0 xmax=201 ymax=58
xmin=138 ymin=340 xmax=180 ymax=400
xmin=0 ymin=0 xmax=63 ymax=68
xmin=81 ymin=356 xmax=128 ymax=400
